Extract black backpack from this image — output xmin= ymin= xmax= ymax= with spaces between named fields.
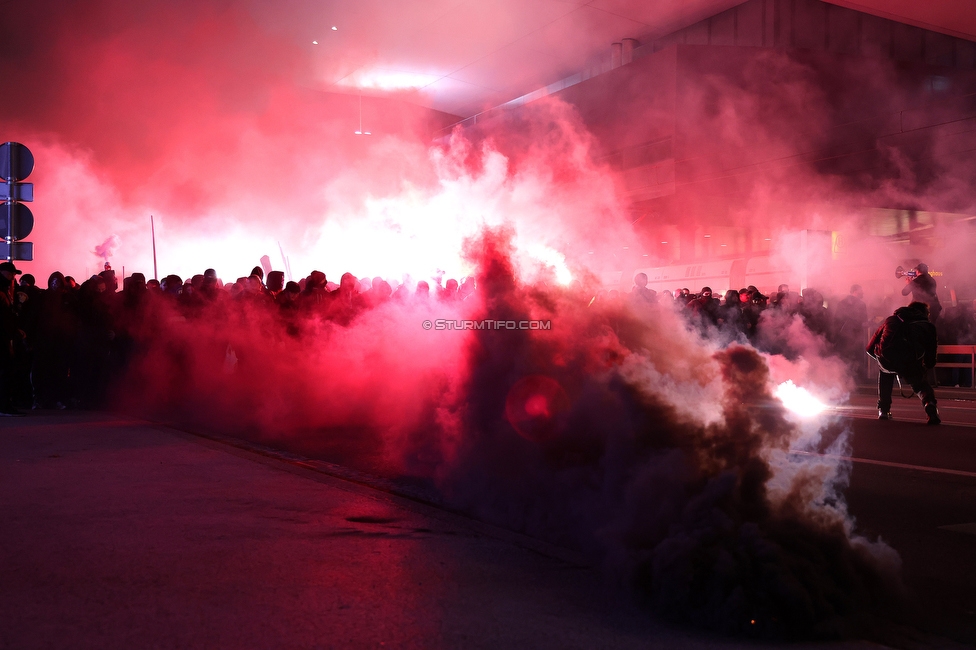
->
xmin=876 ymin=316 xmax=925 ymax=374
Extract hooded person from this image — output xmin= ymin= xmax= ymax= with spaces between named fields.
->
xmin=900 ymin=262 xmax=942 ymax=323
xmin=867 ymin=301 xmax=940 ymax=424
xmin=0 ymin=262 xmax=25 ymax=414
xmin=628 ymin=273 xmax=657 ymax=314
xmin=266 ymin=271 xmax=285 ymax=298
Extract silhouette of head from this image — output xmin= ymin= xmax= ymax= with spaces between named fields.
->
xmin=129 ymin=273 xmax=147 ymax=292
xmin=48 ymin=271 xmax=66 ymax=291
xmin=99 ymin=269 xmax=118 ymax=292
xmin=266 ymin=271 xmax=284 ymax=293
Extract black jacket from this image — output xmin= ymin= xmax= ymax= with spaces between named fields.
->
xmin=867 ymin=305 xmax=937 ymax=375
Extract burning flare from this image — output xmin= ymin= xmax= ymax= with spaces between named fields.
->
xmin=774 ymin=380 xmax=828 ymax=418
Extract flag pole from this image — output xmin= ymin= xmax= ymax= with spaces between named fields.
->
xmin=151 ymin=214 xmax=158 ymax=281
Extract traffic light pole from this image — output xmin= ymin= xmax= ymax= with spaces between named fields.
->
xmin=0 ymin=142 xmax=36 ymax=262
xmin=4 ymin=142 xmax=13 ymax=262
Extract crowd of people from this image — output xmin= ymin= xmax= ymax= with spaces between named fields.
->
xmin=0 ymin=261 xmax=482 ymax=415
xmin=1 ymin=257 xmax=974 ymax=417
xmin=619 ymin=265 xmax=974 ymax=425
xmin=623 ymin=268 xmax=976 ymax=355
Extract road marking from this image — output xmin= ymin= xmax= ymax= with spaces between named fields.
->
xmin=839 ymin=406 xmax=976 ymax=427
xmin=789 ymin=450 xmax=976 ymax=479
xmin=938 ymin=523 xmax=976 ymax=536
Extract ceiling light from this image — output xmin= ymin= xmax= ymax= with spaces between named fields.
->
xmin=312 ymin=40 xmax=318 ymax=44
xmin=331 ymin=26 xmax=337 ymax=31
xmin=704 ymin=234 xmax=710 ymax=238
xmin=340 ymin=69 xmax=440 ymax=91
xmin=661 ymin=241 xmax=667 ymax=244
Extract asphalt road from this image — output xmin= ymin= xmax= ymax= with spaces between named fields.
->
xmin=3 ymin=412 xmax=887 ymax=650
xmin=3 ymin=399 xmax=976 ymax=648
xmin=807 ymin=389 xmax=976 ymax=645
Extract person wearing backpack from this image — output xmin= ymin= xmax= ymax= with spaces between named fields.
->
xmin=867 ymin=301 xmax=941 ymax=424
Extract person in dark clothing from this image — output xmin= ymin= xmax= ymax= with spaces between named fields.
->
xmin=900 ymin=263 xmax=942 ymax=323
xmin=867 ymin=301 xmax=940 ymax=424
xmin=688 ymin=286 xmax=720 ymax=329
xmin=300 ymin=271 xmax=330 ymax=313
xmin=832 ymin=284 xmax=869 ymax=383
xmin=12 ymin=274 xmax=43 ymax=407
xmin=160 ymin=274 xmax=183 ymax=299
xmin=31 ymin=272 xmax=77 ymax=409
xmin=73 ymin=275 xmax=117 ymax=408
xmin=798 ymin=288 xmax=829 ymax=337
xmin=439 ymin=278 xmax=460 ymax=302
xmin=326 ymin=272 xmax=365 ymax=325
xmin=717 ymin=289 xmax=745 ymax=338
xmin=18 ymin=274 xmax=42 ymax=307
xmin=628 ymin=273 xmax=657 ymax=312
xmin=771 ymin=283 xmax=799 ymax=315
xmin=266 ymin=271 xmax=285 ymax=299
xmin=0 ymin=262 xmax=26 ymax=415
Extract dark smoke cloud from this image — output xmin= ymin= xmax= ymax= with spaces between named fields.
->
xmin=111 ymin=222 xmax=903 ymax=640
xmin=9 ymin=2 xmax=963 ymax=638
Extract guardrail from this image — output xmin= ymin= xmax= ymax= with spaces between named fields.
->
xmin=865 ymin=344 xmax=976 ymax=388
xmin=936 ymin=345 xmax=976 ymax=388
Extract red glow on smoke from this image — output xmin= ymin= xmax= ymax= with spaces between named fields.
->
xmin=8 ymin=2 xmax=963 ymax=637
xmin=504 ymin=375 xmax=570 ymax=443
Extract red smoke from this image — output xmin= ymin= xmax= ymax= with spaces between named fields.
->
xmin=92 ymin=234 xmax=120 ymax=262
xmin=11 ymin=1 xmax=964 ymax=638
xmin=105 ymin=222 xmax=901 ymax=639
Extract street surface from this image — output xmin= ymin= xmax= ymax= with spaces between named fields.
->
xmin=824 ymin=388 xmax=976 ymax=645
xmin=3 ymin=398 xmax=976 ymax=648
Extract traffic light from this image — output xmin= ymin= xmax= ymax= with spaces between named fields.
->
xmin=1 ymin=141 xmax=34 ymax=262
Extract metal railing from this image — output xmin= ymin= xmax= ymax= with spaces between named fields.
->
xmin=865 ymin=344 xmax=976 ymax=388
xmin=936 ymin=345 xmax=976 ymax=388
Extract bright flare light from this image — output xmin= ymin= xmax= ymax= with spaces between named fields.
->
xmin=774 ymin=381 xmax=827 ymax=418
xmin=526 ymin=244 xmax=573 ymax=285
xmin=339 ymin=68 xmax=441 ymax=91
